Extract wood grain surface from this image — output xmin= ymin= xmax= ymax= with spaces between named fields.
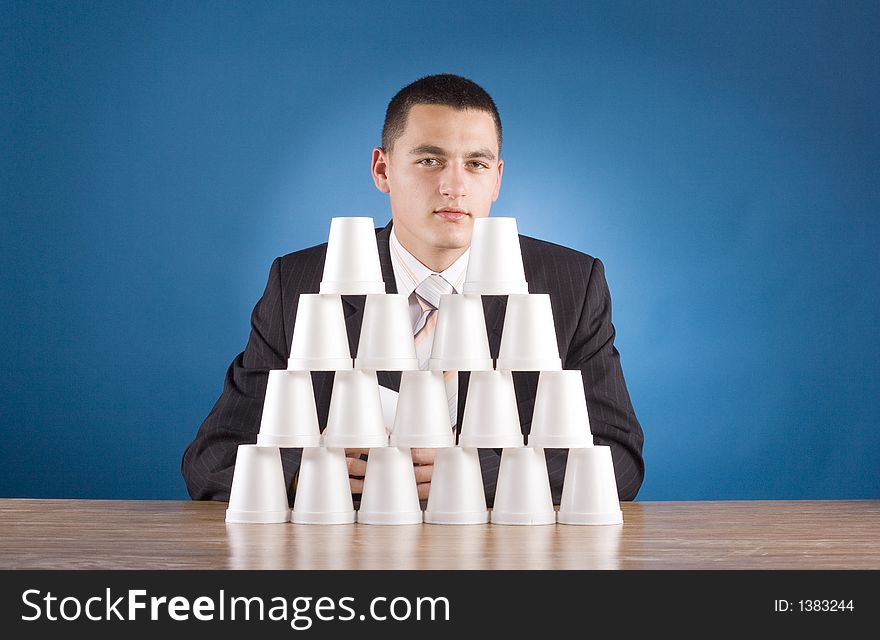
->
xmin=1 ymin=499 xmax=878 ymax=569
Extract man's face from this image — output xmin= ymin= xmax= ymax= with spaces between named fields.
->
xmin=371 ymin=104 xmax=503 ymax=268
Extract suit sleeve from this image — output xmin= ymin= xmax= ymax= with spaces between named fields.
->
xmin=553 ymin=257 xmax=645 ymax=501
xmin=181 ymin=257 xmax=302 ymax=504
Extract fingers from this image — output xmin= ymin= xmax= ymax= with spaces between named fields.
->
xmin=350 ymin=477 xmax=364 ymax=495
xmin=413 ymin=463 xmax=433 ymax=484
xmin=346 ymin=457 xmax=368 ymax=478
xmin=410 ymin=448 xmax=436 ymax=465
xmin=345 ymin=449 xmax=368 ymax=483
xmin=412 ymin=449 xmax=435 ymax=500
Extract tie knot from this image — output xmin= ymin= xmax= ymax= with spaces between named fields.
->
xmin=415 ymin=273 xmax=454 ymax=310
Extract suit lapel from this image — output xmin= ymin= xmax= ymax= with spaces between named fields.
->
xmin=376 ymin=221 xmax=397 ymax=294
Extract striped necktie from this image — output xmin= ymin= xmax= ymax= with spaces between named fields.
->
xmin=413 ymin=274 xmax=457 ymax=427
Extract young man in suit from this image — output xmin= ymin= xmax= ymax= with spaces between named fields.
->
xmin=182 ymin=74 xmax=644 ymax=505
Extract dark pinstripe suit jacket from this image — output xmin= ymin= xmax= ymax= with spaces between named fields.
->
xmin=182 ymin=222 xmax=644 ymax=505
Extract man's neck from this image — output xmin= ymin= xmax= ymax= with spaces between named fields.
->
xmin=415 ymin=246 xmax=468 ymax=273
xmin=392 ymin=227 xmax=468 ymax=272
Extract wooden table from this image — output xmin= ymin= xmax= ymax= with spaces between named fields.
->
xmin=2 ymin=499 xmax=879 ymax=570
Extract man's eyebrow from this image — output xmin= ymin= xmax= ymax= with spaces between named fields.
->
xmin=465 ymin=148 xmax=497 ymax=161
xmin=409 ymin=145 xmax=447 ymax=156
xmin=409 ymin=144 xmax=497 ymax=161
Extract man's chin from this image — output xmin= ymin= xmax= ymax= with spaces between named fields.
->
xmin=430 ymin=225 xmax=473 ymax=250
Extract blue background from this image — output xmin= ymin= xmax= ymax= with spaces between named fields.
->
xmin=2 ymin=1 xmax=878 ymax=501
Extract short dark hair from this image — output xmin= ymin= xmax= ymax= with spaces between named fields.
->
xmin=381 ymin=73 xmax=502 ymax=154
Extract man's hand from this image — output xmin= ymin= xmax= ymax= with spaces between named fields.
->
xmin=344 ymin=448 xmax=369 ymax=495
xmin=411 ymin=448 xmax=436 ymax=500
xmin=344 ymin=448 xmax=436 ymax=500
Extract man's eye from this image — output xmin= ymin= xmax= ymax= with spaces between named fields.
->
xmin=418 ymin=158 xmax=440 ymax=166
xmin=468 ymin=161 xmax=489 ymax=170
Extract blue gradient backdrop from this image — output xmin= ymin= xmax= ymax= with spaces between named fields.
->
xmin=2 ymin=1 xmax=878 ymax=500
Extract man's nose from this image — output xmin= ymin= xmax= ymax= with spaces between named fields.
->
xmin=439 ymin=165 xmax=467 ymax=199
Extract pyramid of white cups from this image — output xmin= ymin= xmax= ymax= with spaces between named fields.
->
xmin=225 ymin=216 xmax=623 ymax=526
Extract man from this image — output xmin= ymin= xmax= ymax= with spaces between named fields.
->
xmin=182 ymin=73 xmax=644 ymax=505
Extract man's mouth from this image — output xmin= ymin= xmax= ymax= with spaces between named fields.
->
xmin=434 ymin=208 xmax=469 ymax=221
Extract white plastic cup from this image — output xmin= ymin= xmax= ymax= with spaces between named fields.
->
xmin=225 ymin=445 xmax=291 ymax=524
xmin=323 ymin=370 xmax=389 ymax=448
xmin=496 ymin=294 xmax=562 ymax=371
xmin=291 ymin=447 xmax=356 ymax=524
xmin=377 ymin=385 xmax=400 ymax=436
xmin=356 ymin=447 xmax=423 ymax=525
xmin=490 ymin=447 xmax=556 ymax=525
xmin=429 ymin=294 xmax=494 ymax=371
xmin=462 ymin=217 xmax=529 ymax=295
xmin=528 ymin=370 xmax=594 ymax=448
xmin=389 ymin=371 xmax=455 ymax=448
xmin=256 ymin=370 xmax=322 ymax=448
xmin=355 ymin=294 xmax=419 ymax=370
xmin=459 ymin=371 xmax=524 ymax=448
xmin=319 ymin=217 xmax=385 ymax=295
xmin=424 ymin=447 xmax=489 ymax=524
xmin=287 ymin=294 xmax=353 ymax=371
xmin=558 ymin=446 xmax=623 ymax=525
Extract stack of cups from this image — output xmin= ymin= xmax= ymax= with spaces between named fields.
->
xmin=527 ymin=355 xmax=622 ymax=525
xmin=315 ymin=217 xmax=430 ymax=525
xmin=290 ymin=217 xmax=397 ymax=524
xmin=389 ymin=371 xmax=487 ymax=524
xmin=314 ymin=218 xmax=394 ymax=522
xmin=354 ymin=372 xmax=453 ymax=525
xmin=229 ymin=280 xmax=350 ymax=523
xmin=227 ymin=214 xmax=624 ymax=529
xmin=232 ymin=217 xmax=390 ymax=526
xmin=459 ymin=217 xmax=558 ymax=525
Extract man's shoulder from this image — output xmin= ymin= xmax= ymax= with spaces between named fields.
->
xmin=519 ymin=234 xmax=597 ymax=265
xmin=518 ymin=234 xmax=600 ymax=293
xmin=267 ymin=241 xmax=330 ymax=294
xmin=277 ymin=240 xmax=329 ymax=267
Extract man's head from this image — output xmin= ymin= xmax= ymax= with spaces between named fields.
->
xmin=381 ymin=74 xmax=502 ymax=154
xmin=371 ymin=74 xmax=504 ymax=272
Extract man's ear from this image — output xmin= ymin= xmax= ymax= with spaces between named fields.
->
xmin=371 ymin=147 xmax=391 ymax=194
xmin=492 ymin=158 xmax=504 ymax=201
